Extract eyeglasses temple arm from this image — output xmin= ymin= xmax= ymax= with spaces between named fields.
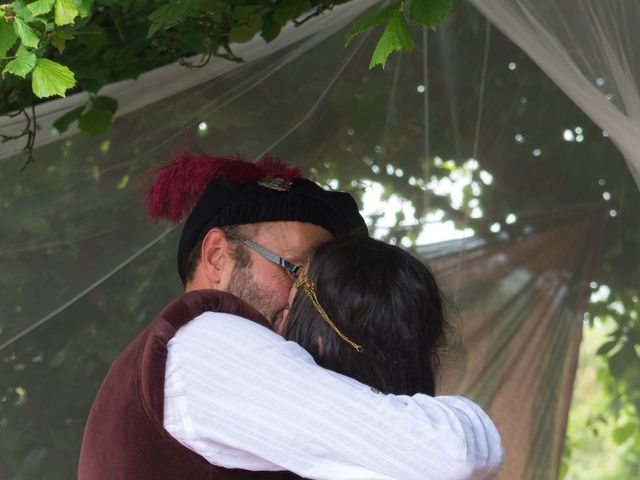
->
xmin=240 ymin=238 xmax=300 ymax=274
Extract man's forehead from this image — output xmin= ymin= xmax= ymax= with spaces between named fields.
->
xmin=252 ymin=221 xmax=333 ymax=260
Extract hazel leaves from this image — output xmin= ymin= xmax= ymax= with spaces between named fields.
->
xmin=345 ymin=0 xmax=453 ymax=70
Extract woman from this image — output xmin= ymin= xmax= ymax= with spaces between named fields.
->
xmin=282 ymin=235 xmax=449 ymax=396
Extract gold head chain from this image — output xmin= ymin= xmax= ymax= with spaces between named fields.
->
xmin=295 ymin=271 xmax=364 ymax=353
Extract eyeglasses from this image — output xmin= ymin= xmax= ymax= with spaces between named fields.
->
xmin=227 ymin=234 xmax=303 ymax=280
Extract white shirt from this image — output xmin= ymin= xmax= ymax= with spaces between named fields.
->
xmin=164 ymin=312 xmax=503 ymax=480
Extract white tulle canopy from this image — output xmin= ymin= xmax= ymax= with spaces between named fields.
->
xmin=470 ymin=0 xmax=640 ymax=188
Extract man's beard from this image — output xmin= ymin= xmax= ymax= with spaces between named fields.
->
xmin=226 ymin=265 xmax=280 ymax=325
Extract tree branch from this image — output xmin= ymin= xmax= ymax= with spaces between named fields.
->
xmin=294 ymin=2 xmax=336 ymax=27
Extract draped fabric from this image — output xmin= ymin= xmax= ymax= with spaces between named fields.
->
xmin=0 ymin=1 xmax=633 ymax=479
xmin=468 ymin=0 xmax=640 ymax=189
xmin=430 ymin=217 xmax=601 ymax=479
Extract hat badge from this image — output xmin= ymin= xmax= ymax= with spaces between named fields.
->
xmin=258 ymin=176 xmax=292 ymax=191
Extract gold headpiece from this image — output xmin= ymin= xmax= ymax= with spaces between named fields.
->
xmin=295 ymin=270 xmax=364 ymax=352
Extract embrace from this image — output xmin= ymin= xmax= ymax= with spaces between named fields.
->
xmin=78 ymin=151 xmax=503 ymax=480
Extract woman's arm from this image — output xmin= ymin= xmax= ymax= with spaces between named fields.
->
xmin=164 ymin=312 xmax=503 ymax=480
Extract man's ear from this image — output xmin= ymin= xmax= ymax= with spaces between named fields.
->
xmin=198 ymin=228 xmax=234 ymax=290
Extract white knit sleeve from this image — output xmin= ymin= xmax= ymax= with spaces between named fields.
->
xmin=164 ymin=312 xmax=503 ymax=480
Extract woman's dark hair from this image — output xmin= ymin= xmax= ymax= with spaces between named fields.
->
xmin=283 ymin=236 xmax=449 ymax=396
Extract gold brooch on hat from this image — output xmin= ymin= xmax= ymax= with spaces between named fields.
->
xmin=258 ymin=177 xmax=292 ymax=191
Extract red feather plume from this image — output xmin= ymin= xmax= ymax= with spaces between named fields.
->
xmin=255 ymin=156 xmax=303 ymax=182
xmin=144 ymin=148 xmax=304 ymax=223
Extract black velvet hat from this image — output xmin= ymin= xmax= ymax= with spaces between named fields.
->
xmin=144 ymin=150 xmax=367 ymax=284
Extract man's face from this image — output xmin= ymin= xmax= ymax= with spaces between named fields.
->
xmin=225 ymin=221 xmax=333 ymax=325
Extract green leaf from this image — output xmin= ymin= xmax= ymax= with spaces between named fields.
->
xmin=232 ymin=5 xmax=263 ymax=23
xmin=99 ymin=139 xmax=110 ymax=154
xmin=41 ymin=18 xmax=56 ymax=32
xmin=345 ymin=2 xmax=400 ymax=46
xmin=369 ymin=12 xmax=414 ymax=70
xmin=147 ymin=1 xmax=189 ymax=38
xmin=72 ymin=62 xmax=109 ymax=92
xmin=3 ymin=47 xmax=36 ymax=78
xmin=229 ymin=16 xmax=263 ymax=43
xmin=116 ymin=174 xmax=130 ymax=189
xmin=13 ymin=17 xmax=40 ymax=48
xmin=409 ymin=0 xmax=452 ymax=29
xmin=55 ymin=0 xmax=79 ymax=26
xmin=608 ymin=343 xmax=637 ymax=379
xmin=55 ymin=29 xmax=74 ymax=40
xmin=52 ymin=105 xmax=84 ymax=132
xmin=50 ymin=29 xmax=74 ymax=54
xmin=612 ymin=423 xmax=636 ymax=445
xmin=76 ymin=0 xmax=94 ymax=18
xmin=28 ymin=0 xmax=56 ymax=17
xmin=272 ymin=0 xmax=311 ymax=24
xmin=91 ymin=95 xmax=118 ymax=113
xmin=13 ymin=2 xmax=35 ymax=22
xmin=261 ymin=17 xmax=281 ymax=43
xmin=78 ymin=104 xmax=115 ymax=135
xmin=0 ymin=19 xmax=18 ymax=57
xmin=596 ymin=339 xmax=619 ymax=356
xmin=31 ymin=58 xmax=76 ymax=98
xmin=75 ymin=24 xmax=108 ymax=50
xmin=116 ymin=175 xmax=129 ymax=190
xmin=51 ymin=31 xmax=68 ymax=53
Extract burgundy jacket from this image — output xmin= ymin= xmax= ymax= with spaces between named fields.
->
xmin=78 ymin=290 xmax=302 ymax=480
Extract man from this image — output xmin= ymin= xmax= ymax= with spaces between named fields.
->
xmin=79 ymin=151 xmax=503 ymax=479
